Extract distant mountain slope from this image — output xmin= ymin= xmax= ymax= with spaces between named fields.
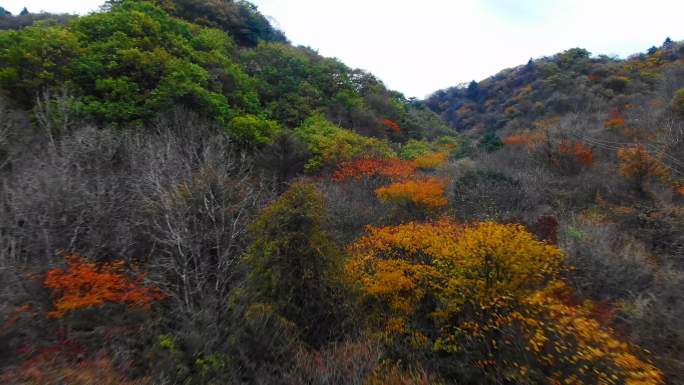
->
xmin=425 ymin=39 xmax=684 ymax=135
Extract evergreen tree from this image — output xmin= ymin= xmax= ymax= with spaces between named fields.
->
xmin=242 ymin=182 xmax=347 ymax=346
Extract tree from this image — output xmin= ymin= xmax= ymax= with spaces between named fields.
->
xmin=19 ymin=7 xmax=28 ymax=16
xmin=478 ymin=132 xmax=503 ymax=152
xmin=346 ymin=220 xmax=664 ymax=384
xmin=617 ymin=144 xmax=671 ymax=194
xmin=375 ymin=178 xmax=448 ymax=211
xmin=466 ymin=80 xmax=480 ymax=101
xmin=672 ymin=88 xmax=684 ymax=117
xmin=332 ymin=157 xmax=416 ymax=182
xmin=44 ymin=253 xmax=165 ymax=318
xmin=242 ymin=182 xmax=346 ymax=346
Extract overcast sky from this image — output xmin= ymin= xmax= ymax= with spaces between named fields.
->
xmin=3 ymin=0 xmax=684 ymax=98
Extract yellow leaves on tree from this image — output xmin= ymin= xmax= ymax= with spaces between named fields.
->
xmin=617 ymin=144 xmax=671 ymax=192
xmin=346 ymin=220 xmax=664 ymax=384
xmin=518 ymin=282 xmax=664 ymax=385
xmin=375 ymin=177 xmax=448 ymax=210
xmin=43 ymin=254 xmax=164 ymax=318
xmin=411 ymin=152 xmax=448 ymax=170
xmin=444 ymin=221 xmax=564 ymax=306
xmin=347 ymin=219 xmax=460 ymax=321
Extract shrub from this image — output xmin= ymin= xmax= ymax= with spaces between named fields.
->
xmin=295 ymin=115 xmax=395 ymax=172
xmin=44 ymin=253 xmax=165 ymax=318
xmin=617 ymin=144 xmax=671 ymax=194
xmin=453 ymin=170 xmax=525 ymax=221
xmin=412 ymin=152 xmax=448 ymax=170
xmin=375 ymin=178 xmax=448 ymax=211
xmin=332 ymin=158 xmax=416 ymax=182
xmin=552 ymin=139 xmax=594 ymax=175
xmin=477 ymin=132 xmax=503 ymax=152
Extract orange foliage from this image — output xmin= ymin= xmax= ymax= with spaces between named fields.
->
xmin=556 ymin=140 xmax=594 ymax=167
xmin=503 ymin=132 xmax=545 ymax=147
xmin=604 ymin=108 xmax=626 ymax=128
xmin=383 ymin=119 xmax=401 ymax=134
xmin=333 ymin=158 xmax=416 ymax=182
xmin=617 ymin=144 xmax=671 ymax=186
xmin=411 ymin=152 xmax=448 ymax=170
xmin=375 ymin=178 xmax=448 ymax=210
xmin=2 ymin=353 xmax=151 ymax=385
xmin=44 ymin=254 xmax=165 ymax=318
xmin=678 ymin=185 xmax=684 ymax=196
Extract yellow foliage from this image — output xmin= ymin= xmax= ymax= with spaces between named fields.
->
xmin=346 ymin=220 xmax=664 ymax=384
xmin=411 ymin=152 xmax=448 ymax=170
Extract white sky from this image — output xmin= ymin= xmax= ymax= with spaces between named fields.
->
xmin=3 ymin=0 xmax=684 ymax=98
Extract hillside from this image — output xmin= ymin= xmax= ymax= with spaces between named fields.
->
xmin=0 ymin=1 xmax=682 ymax=384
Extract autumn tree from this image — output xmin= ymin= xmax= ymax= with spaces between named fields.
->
xmin=347 ymin=220 xmax=664 ymax=384
xmin=332 ymin=157 xmax=416 ymax=182
xmin=43 ymin=253 xmax=164 ymax=318
xmin=617 ymin=144 xmax=671 ymax=194
xmin=411 ymin=151 xmax=448 ymax=170
xmin=242 ymin=182 xmax=347 ymax=346
xmin=375 ymin=177 xmax=448 ymax=212
xmin=552 ymin=139 xmax=594 ymax=175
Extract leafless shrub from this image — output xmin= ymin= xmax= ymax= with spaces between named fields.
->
xmin=287 ymin=339 xmax=382 ymax=385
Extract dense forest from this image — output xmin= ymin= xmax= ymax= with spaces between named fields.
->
xmin=0 ymin=1 xmax=682 ymax=384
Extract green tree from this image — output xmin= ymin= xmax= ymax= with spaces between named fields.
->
xmin=478 ymin=132 xmax=503 ymax=152
xmin=242 ymin=182 xmax=347 ymax=345
xmin=672 ymin=88 xmax=684 ymax=117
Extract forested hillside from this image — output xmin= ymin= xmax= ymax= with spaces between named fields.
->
xmin=0 ymin=1 xmax=682 ymax=384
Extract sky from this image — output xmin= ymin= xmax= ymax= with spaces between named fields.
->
xmin=3 ymin=0 xmax=684 ymax=98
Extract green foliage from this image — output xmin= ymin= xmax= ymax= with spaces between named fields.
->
xmin=673 ymin=88 xmax=684 ymax=117
xmin=227 ymin=114 xmax=281 ymax=144
xmin=477 ymin=132 xmax=503 ymax=152
xmin=243 ymin=182 xmax=346 ymax=345
xmin=140 ymin=0 xmax=288 ymax=47
xmin=295 ymin=114 xmax=395 ymax=172
xmin=0 ymin=1 xmax=268 ymax=142
xmin=0 ymin=26 xmax=81 ymax=106
xmin=398 ymin=139 xmax=432 ymax=160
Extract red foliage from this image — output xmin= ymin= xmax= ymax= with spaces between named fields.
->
xmin=382 ymin=119 xmax=401 ymax=134
xmin=528 ymin=215 xmax=559 ymax=244
xmin=333 ymin=158 xmax=416 ymax=182
xmin=556 ymin=140 xmax=594 ymax=167
xmin=43 ymin=253 xmax=165 ymax=318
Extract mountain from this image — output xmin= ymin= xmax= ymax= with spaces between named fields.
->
xmin=0 ymin=2 xmax=682 ymax=384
